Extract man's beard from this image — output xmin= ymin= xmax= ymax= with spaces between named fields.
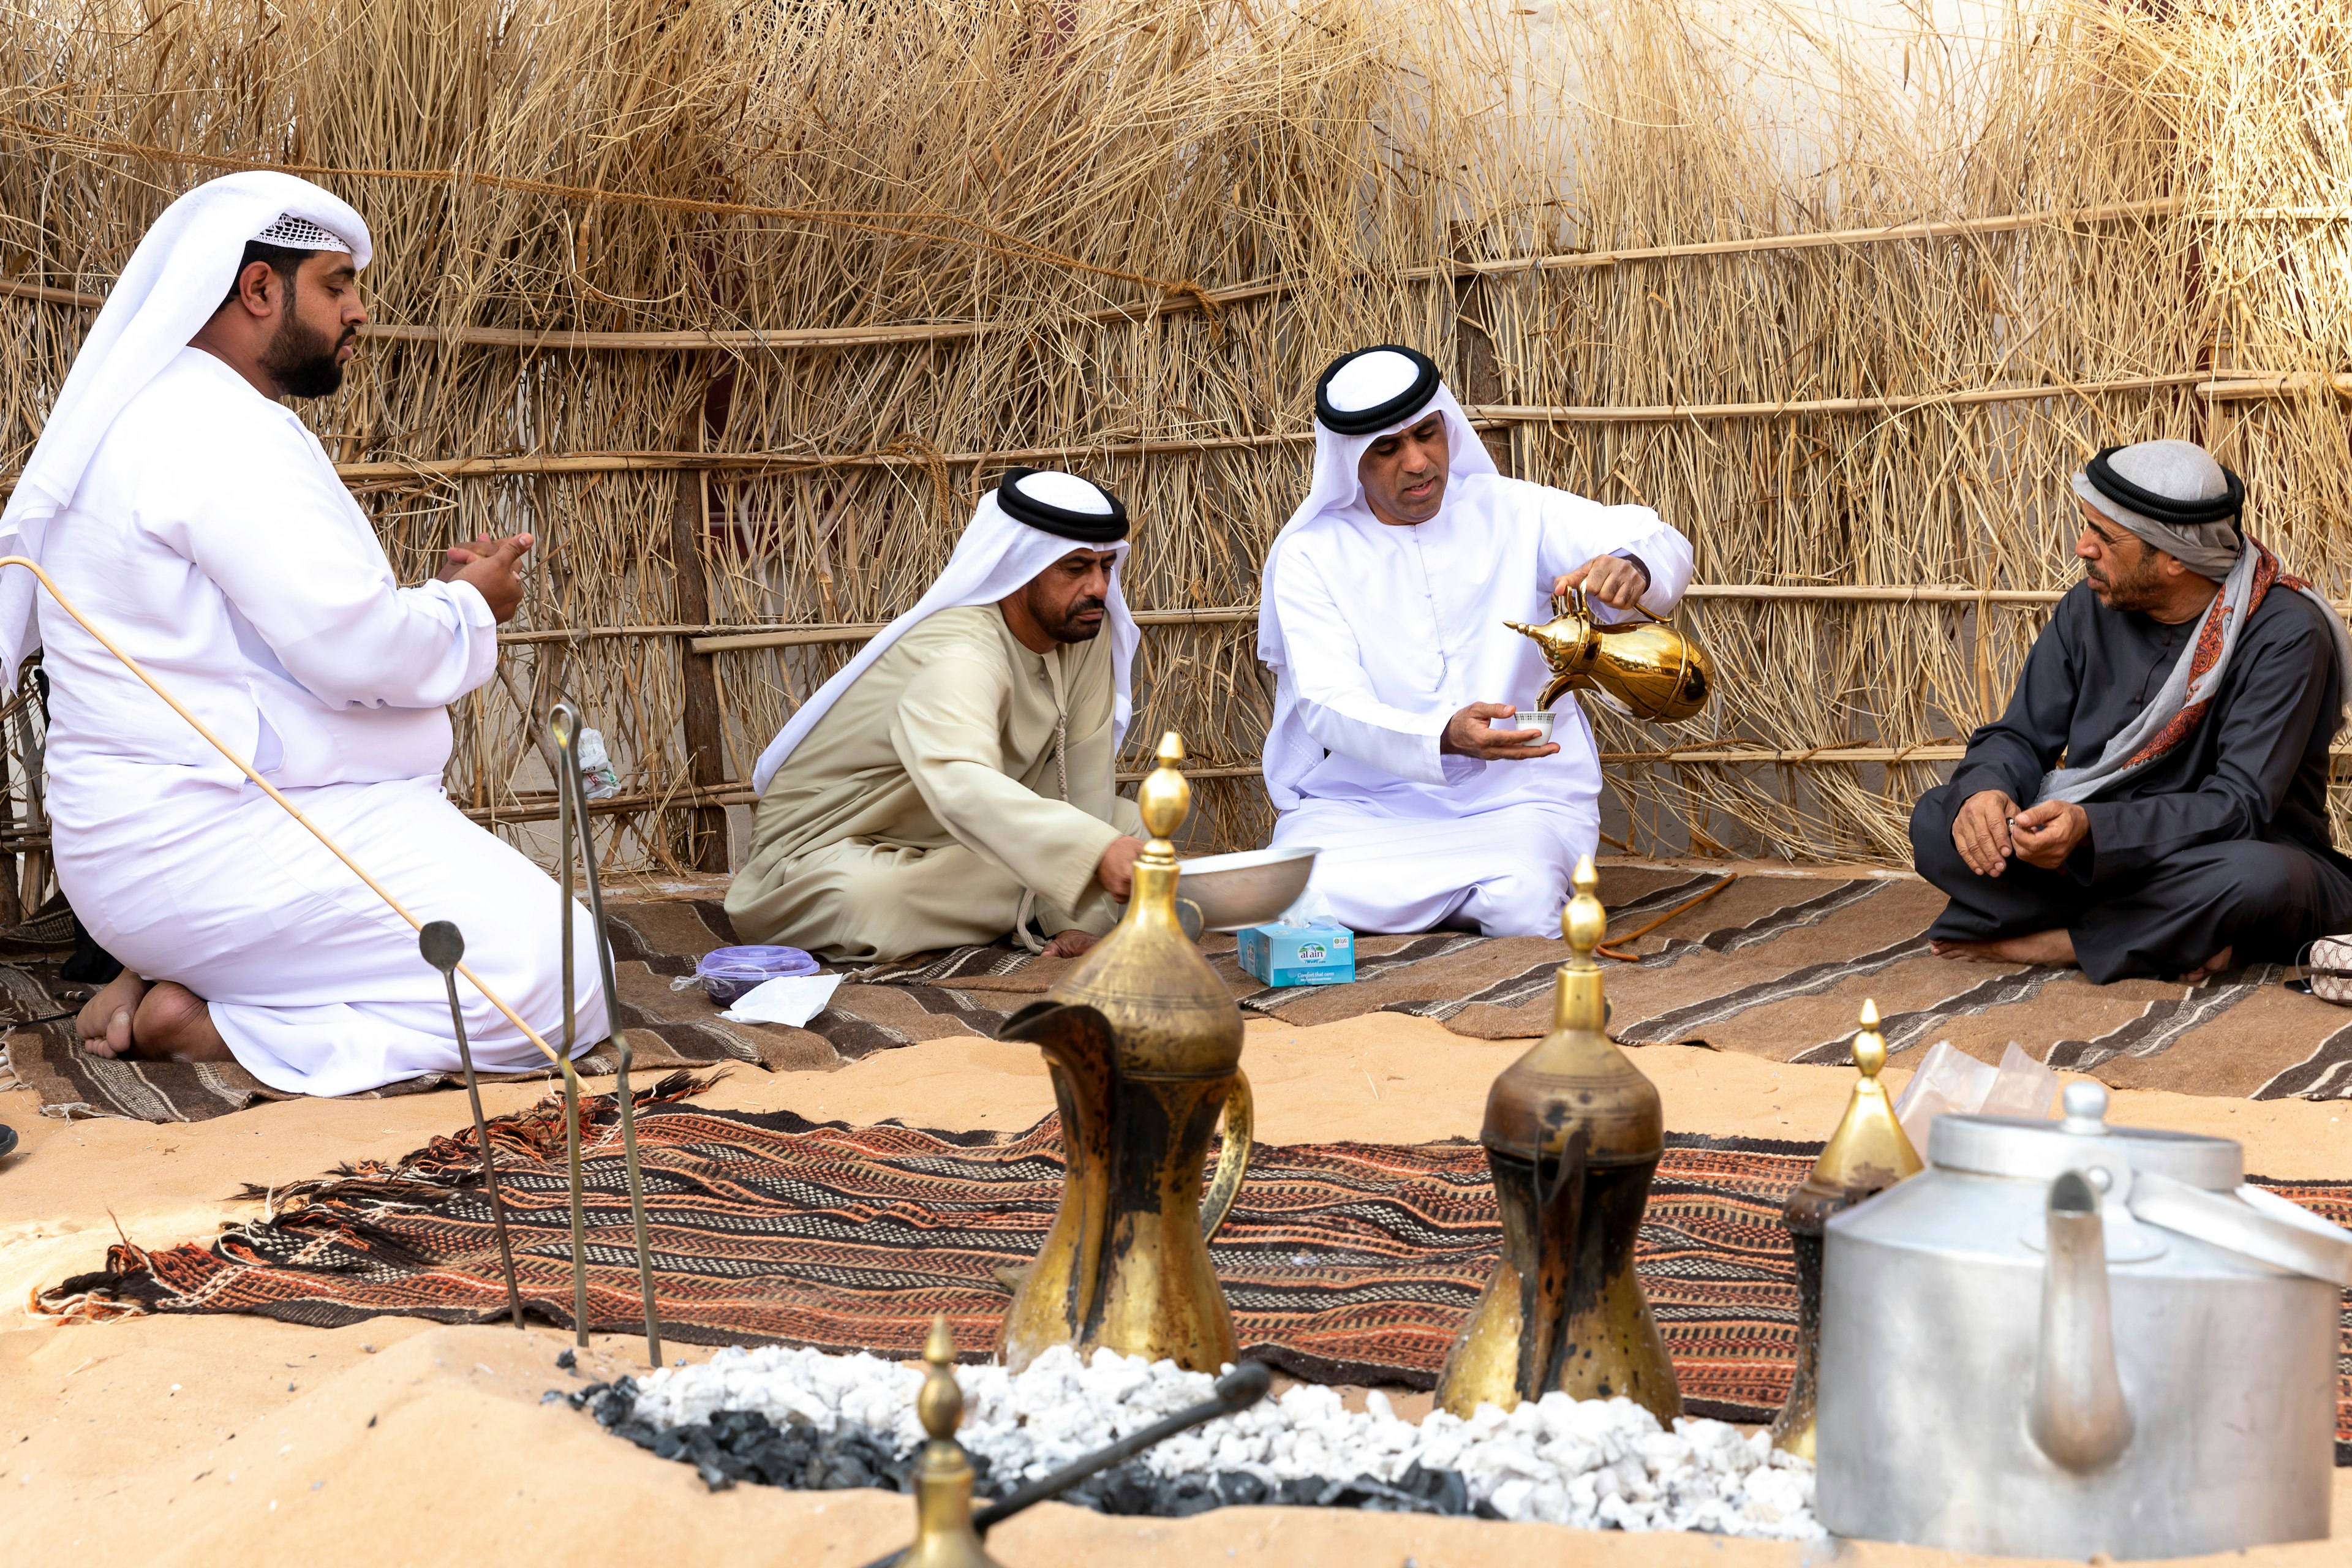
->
xmin=2087 ymin=551 xmax=2166 ymax=612
xmin=262 ymin=309 xmax=351 ymax=399
xmin=1044 ymin=594 xmax=1108 ymax=643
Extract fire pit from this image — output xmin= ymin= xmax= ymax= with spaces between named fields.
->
xmin=559 ymin=1343 xmax=1820 ymax=1537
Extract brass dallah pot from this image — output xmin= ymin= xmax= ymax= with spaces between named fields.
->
xmin=995 ymin=733 xmax=1254 ymax=1374
xmin=1768 ymin=998 xmax=1922 ymax=1459
xmin=1506 ymin=588 xmax=1713 ymax=723
xmin=1435 ymin=857 xmax=1680 ymax=1424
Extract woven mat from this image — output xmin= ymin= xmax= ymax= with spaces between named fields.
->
xmin=6 ymin=900 xmax=855 ymax=1122
xmin=32 ymin=1080 xmax=2352 ymax=1459
xmin=18 ymin=862 xmax=2352 ymax=1122
xmin=758 ymin=866 xmax=2352 ymax=1103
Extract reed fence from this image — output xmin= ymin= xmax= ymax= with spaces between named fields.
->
xmin=2 ymin=0 xmax=2348 ymax=903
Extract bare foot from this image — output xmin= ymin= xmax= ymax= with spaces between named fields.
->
xmin=1040 ymin=929 xmax=1098 ymax=960
xmin=1929 ymin=930 xmax=2078 ymax=967
xmin=77 ymin=970 xmax=149 ymax=1058
xmin=2177 ymin=946 xmax=2235 ymax=985
xmin=129 ymin=982 xmax=233 ymax=1063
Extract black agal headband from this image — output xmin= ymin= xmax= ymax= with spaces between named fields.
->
xmin=2082 ymin=445 xmax=2245 ymax=532
xmin=996 ymin=467 xmax=1130 ymax=544
xmin=1314 ymin=345 xmax=1442 ymax=436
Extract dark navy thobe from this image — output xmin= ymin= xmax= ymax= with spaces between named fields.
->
xmin=1910 ymin=580 xmax=2352 ymax=982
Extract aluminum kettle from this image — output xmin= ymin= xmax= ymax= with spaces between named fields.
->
xmin=1815 ymin=1081 xmax=2352 ymax=1559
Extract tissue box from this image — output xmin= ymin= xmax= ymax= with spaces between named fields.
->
xmin=1237 ymin=919 xmax=1356 ymax=987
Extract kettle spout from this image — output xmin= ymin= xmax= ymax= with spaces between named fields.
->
xmin=2027 ymin=1169 xmax=2134 ymax=1473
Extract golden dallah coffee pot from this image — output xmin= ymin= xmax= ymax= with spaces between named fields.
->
xmin=1768 ymin=999 xmax=1921 ymax=1459
xmin=899 ymin=1316 xmax=1005 ymax=1568
xmin=1505 ymin=588 xmax=1714 ymax=722
xmin=1435 ymin=857 xmax=1680 ymax=1423
xmin=995 ymin=732 xmax=1254 ymax=1374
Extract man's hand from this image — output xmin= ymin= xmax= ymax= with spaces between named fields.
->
xmin=1952 ymin=788 xmax=2021 ymax=876
xmin=1553 ymin=554 xmax=1651 ymax=611
xmin=438 ymin=531 xmax=533 ymax=623
xmin=1095 ymin=835 xmax=1145 ymax=900
xmin=1041 ymin=929 xmax=1098 ymax=959
xmin=2009 ymin=798 xmax=2090 ymax=871
xmin=1440 ymin=701 xmax=1561 ymax=762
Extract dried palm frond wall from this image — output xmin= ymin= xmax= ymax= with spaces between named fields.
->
xmin=1 ymin=0 xmax=2346 ymax=897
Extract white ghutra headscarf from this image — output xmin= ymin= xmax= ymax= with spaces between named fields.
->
xmin=1256 ymin=345 xmax=1498 ymax=810
xmin=0 ymin=172 xmax=371 ymax=686
xmin=749 ymin=469 xmax=1139 ymax=794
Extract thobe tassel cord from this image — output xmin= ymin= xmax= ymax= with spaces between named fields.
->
xmin=551 ymin=701 xmax=664 ymax=1369
xmin=0 ymin=556 xmax=567 ymax=1067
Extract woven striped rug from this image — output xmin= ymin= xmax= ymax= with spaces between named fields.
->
xmin=32 ymin=1079 xmax=2352 ymax=1458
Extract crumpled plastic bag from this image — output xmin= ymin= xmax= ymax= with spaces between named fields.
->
xmin=671 ymin=944 xmax=820 ymax=1005
xmin=718 ymin=973 xmax=843 ymax=1027
xmin=575 ymin=726 xmax=622 ymax=801
xmin=1893 ymin=1039 xmax=2059 ymax=1154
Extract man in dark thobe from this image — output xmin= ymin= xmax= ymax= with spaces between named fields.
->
xmin=1912 ymin=439 xmax=2352 ymax=983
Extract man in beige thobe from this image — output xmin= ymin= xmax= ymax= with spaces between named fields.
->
xmin=728 ymin=469 xmax=1145 ymax=961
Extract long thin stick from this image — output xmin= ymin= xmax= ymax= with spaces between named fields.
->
xmin=556 ymin=756 xmax=593 ymax=1349
xmin=423 ymin=925 xmax=527 ymax=1330
xmin=0 ymin=556 xmax=563 ymax=1066
xmin=552 ymin=701 xmax=663 ymax=1368
xmin=1597 ymin=873 xmax=1738 ymax=962
xmin=4 ymin=552 xmax=590 ymax=1328
xmin=446 ymin=970 xmax=526 ymax=1329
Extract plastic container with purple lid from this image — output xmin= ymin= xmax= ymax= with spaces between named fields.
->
xmin=676 ymin=944 xmax=821 ymax=1005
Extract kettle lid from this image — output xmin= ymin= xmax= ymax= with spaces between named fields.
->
xmin=1930 ymin=1081 xmax=2242 ymax=1190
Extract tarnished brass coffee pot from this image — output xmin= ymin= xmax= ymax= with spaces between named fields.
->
xmin=1505 ymin=588 xmax=1713 ymax=722
xmin=1435 ymin=858 xmax=1680 ymax=1423
xmin=1768 ymin=1000 xmax=1921 ymax=1460
xmin=995 ymin=733 xmax=1253 ymax=1374
xmin=897 ymin=1316 xmax=1005 ymax=1568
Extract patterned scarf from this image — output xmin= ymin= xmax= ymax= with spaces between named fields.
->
xmin=2032 ymin=538 xmax=2352 ymax=807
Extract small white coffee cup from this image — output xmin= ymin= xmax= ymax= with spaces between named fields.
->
xmin=1512 ymin=709 xmax=1556 ymax=742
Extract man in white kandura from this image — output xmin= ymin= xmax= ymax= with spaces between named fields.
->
xmin=0 ymin=171 xmax=602 ymax=1093
xmin=1259 ymin=345 xmax=1695 ymax=936
xmin=728 ymin=470 xmax=1145 ymax=962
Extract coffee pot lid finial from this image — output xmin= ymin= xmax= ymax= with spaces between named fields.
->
xmin=1809 ymin=998 xmax=1924 ymax=1194
xmin=918 ymin=1313 xmax=963 ymax=1442
xmin=1546 ymin=854 xmax=1608 ymax=1033
xmin=1563 ymin=854 xmax=1605 ymax=965
xmin=903 ymin=1313 xmax=1005 ymax=1567
xmin=1136 ymin=731 xmax=1189 ymax=848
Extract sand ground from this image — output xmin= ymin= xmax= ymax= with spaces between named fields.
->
xmin=3 ymin=1012 xmax=2346 ymax=1566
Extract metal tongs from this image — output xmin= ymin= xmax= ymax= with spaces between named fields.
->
xmin=549 ymin=700 xmax=665 ymax=1368
xmin=420 ymin=703 xmax=663 ymax=1364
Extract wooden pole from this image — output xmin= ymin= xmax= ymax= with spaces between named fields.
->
xmin=668 ymin=466 xmax=732 ymax=872
xmin=1452 ymin=225 xmax=1513 ymax=475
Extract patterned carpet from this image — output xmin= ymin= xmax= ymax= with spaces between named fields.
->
xmin=14 ymin=861 xmax=2352 ymax=1121
xmin=32 ymin=1079 xmax=2352 ymax=1460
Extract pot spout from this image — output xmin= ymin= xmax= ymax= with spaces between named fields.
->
xmin=2027 ymin=1169 xmax=2134 ymax=1473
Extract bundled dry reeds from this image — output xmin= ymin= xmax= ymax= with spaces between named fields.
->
xmin=2 ymin=0 xmax=2348 ymax=886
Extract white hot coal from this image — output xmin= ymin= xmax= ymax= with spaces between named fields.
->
xmin=625 ymin=1344 xmax=1820 ymax=1538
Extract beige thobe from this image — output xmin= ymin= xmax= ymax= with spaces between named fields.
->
xmin=725 ymin=605 xmax=1140 ymax=960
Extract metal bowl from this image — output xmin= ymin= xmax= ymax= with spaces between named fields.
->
xmin=1174 ymin=846 xmax=1318 ymax=932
